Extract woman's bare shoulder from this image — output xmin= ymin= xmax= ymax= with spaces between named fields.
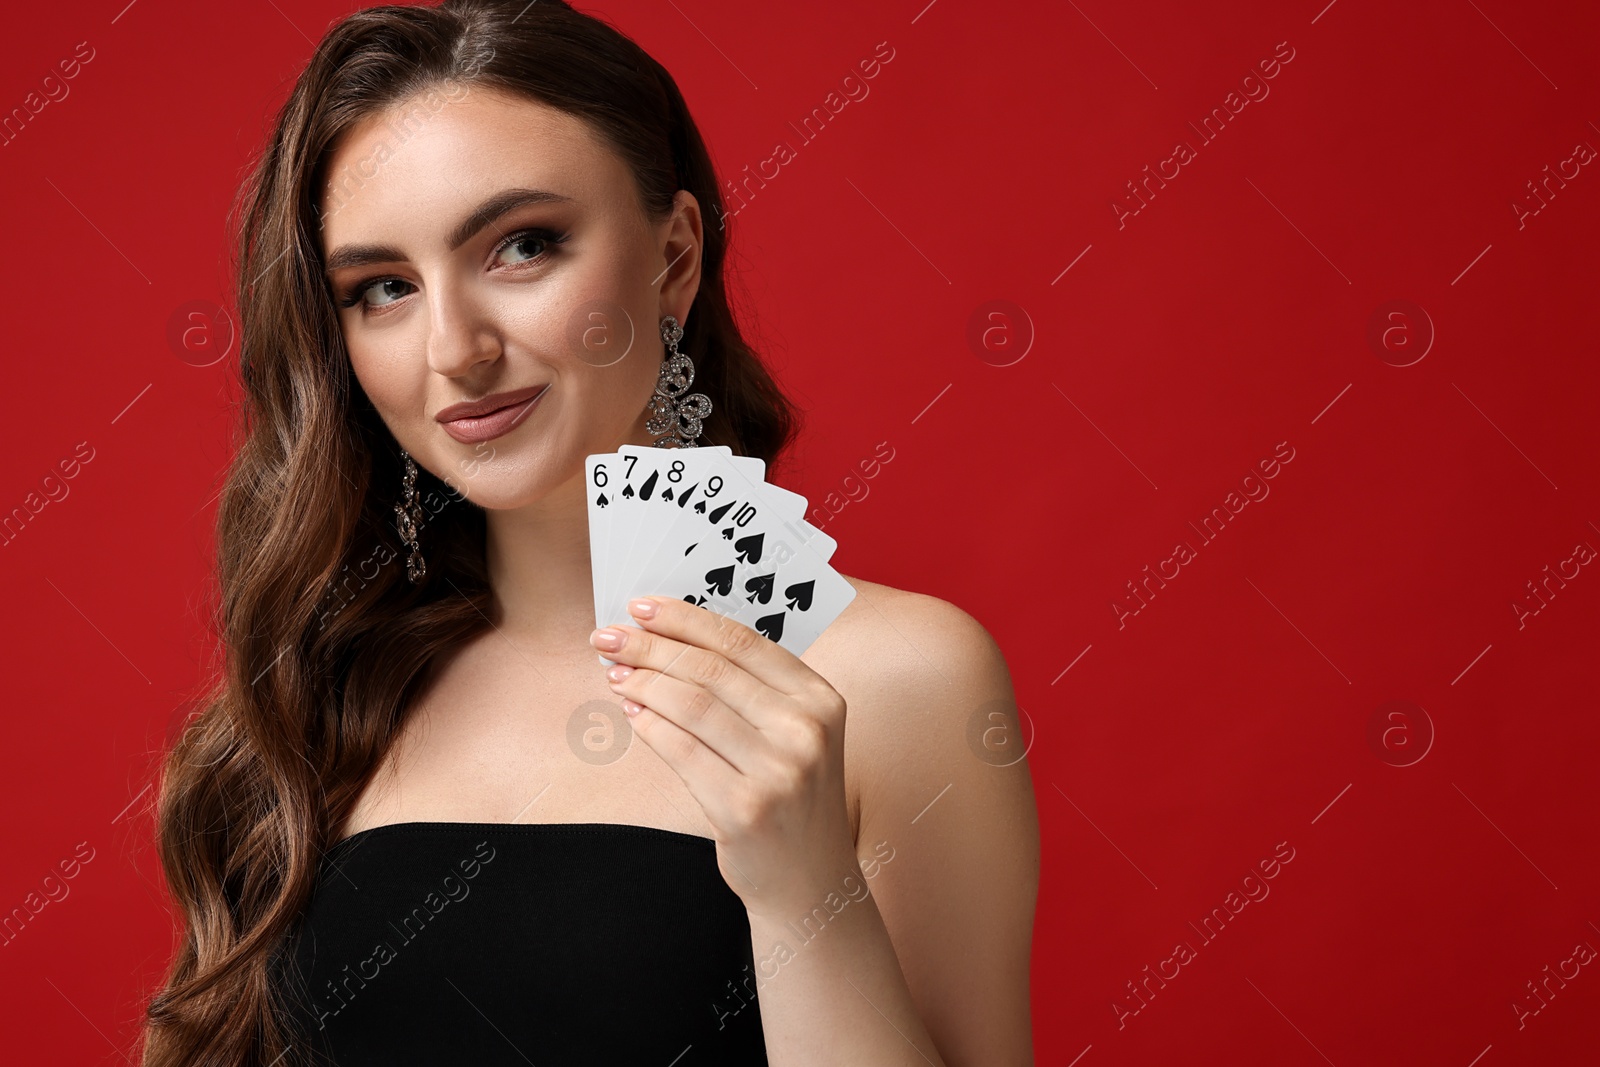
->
xmin=807 ymin=572 xmax=1006 ymax=687
xmin=805 ymin=571 xmax=1016 ymax=795
xmin=803 ymin=572 xmax=1014 ymax=848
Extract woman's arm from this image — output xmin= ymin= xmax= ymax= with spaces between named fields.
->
xmin=594 ymin=591 xmax=1039 ymax=1065
xmin=749 ymin=594 xmax=1040 ymax=1066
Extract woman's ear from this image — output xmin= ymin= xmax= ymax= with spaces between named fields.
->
xmin=658 ymin=189 xmax=703 ymax=325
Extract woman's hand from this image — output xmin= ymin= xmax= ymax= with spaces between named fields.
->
xmin=589 ymin=596 xmax=860 ymax=922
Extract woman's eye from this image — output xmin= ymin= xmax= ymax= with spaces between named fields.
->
xmin=340 ymin=277 xmax=413 ymax=310
xmin=494 ymin=229 xmax=564 ymax=267
xmin=366 ymin=279 xmax=413 ymax=306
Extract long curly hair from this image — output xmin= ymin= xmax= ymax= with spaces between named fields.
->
xmin=137 ymin=2 xmax=798 ymax=1062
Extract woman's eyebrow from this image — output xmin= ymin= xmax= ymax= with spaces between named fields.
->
xmin=323 ymin=187 xmax=576 ymax=273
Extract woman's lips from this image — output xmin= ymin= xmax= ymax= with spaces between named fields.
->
xmin=438 ymin=385 xmax=548 ymax=444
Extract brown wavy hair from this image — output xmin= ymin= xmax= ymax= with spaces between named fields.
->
xmin=137 ymin=1 xmax=798 ymax=1063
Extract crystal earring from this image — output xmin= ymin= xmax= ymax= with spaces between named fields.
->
xmin=395 ymin=449 xmax=426 ymax=583
xmin=646 ymin=314 xmax=712 ymax=448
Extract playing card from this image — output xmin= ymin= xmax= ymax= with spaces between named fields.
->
xmin=613 ymin=449 xmax=774 ymax=616
xmin=584 ymin=452 xmax=625 ymax=627
xmin=604 ymin=445 xmax=753 ymax=626
xmin=589 ymin=445 xmax=806 ymax=628
xmin=653 ymin=524 xmax=856 ymax=656
xmin=590 ymin=449 xmax=700 ymax=626
xmin=615 ymin=445 xmax=836 ymax=566
xmin=598 ymin=450 xmax=855 ymax=658
xmin=617 ymin=454 xmax=836 ymax=624
xmin=585 ymin=445 xmax=852 ymax=666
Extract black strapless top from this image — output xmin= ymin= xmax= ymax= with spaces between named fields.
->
xmin=275 ymin=822 xmax=769 ymax=1064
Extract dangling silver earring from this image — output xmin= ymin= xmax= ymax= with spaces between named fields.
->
xmin=395 ymin=450 xmax=426 ymax=583
xmin=646 ymin=314 xmax=712 ymax=448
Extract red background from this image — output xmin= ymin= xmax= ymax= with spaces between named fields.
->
xmin=2 ymin=0 xmax=1597 ymax=1062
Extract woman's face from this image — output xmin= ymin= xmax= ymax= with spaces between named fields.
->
xmin=318 ymin=85 xmax=702 ymax=509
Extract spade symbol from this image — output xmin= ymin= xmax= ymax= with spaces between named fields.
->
xmin=744 ymin=572 xmax=774 ymax=604
xmin=639 ymin=471 xmax=659 ymax=500
xmin=662 ymin=487 xmax=675 ymax=501
xmin=695 ymin=501 xmax=707 ymax=514
xmin=784 ymin=580 xmax=815 ymax=611
xmin=703 ymin=564 xmax=735 ymax=596
xmin=754 ymin=612 xmax=786 ymax=642
xmin=733 ymin=533 xmax=764 ymax=564
xmin=596 ymin=493 xmax=610 ymax=508
xmin=622 ymin=484 xmax=635 ymax=499
xmin=683 ymin=594 xmax=706 ymax=606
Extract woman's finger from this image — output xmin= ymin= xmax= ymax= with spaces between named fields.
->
xmin=591 ymin=614 xmax=792 ymax=734
xmin=615 ymin=694 xmax=744 ymax=825
xmin=605 ymin=662 xmax=766 ymax=774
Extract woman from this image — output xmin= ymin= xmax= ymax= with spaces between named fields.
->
xmin=139 ymin=1 xmax=1039 ymax=1064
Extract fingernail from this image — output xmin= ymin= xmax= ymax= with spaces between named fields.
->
xmin=628 ymin=598 xmax=658 ymax=619
xmin=590 ymin=628 xmax=624 ymax=652
xmin=622 ymin=699 xmax=643 ymax=717
xmin=606 ymin=665 xmax=633 ymax=683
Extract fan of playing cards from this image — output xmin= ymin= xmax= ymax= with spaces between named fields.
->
xmin=586 ymin=445 xmax=855 ymax=664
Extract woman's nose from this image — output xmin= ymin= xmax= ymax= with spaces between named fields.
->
xmin=423 ymin=278 xmax=501 ymax=376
